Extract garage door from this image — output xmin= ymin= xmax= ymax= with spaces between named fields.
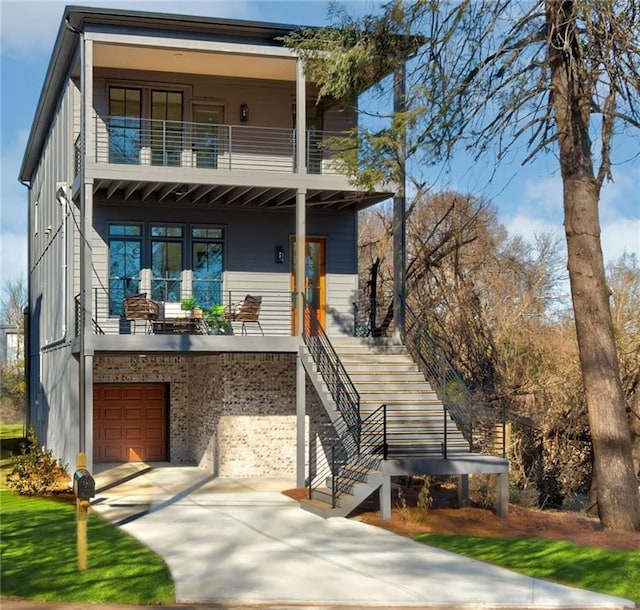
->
xmin=94 ymin=384 xmax=167 ymax=462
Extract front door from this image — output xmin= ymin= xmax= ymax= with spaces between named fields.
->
xmin=291 ymin=237 xmax=326 ymax=334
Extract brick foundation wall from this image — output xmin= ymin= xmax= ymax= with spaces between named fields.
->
xmin=94 ymin=353 xmax=327 ymax=478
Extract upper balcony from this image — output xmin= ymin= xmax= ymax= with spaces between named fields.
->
xmin=76 ymin=115 xmax=390 ymax=211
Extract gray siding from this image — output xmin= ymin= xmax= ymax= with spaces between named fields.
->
xmin=27 ymin=75 xmax=77 ymax=460
xmin=91 ymin=203 xmax=358 ymax=335
xmin=93 ymin=69 xmax=301 ymax=129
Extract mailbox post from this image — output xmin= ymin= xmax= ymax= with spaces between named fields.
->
xmin=73 ymin=453 xmax=95 ymax=571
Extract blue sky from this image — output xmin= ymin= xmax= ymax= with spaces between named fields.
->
xmin=1 ymin=0 xmax=638 ymax=288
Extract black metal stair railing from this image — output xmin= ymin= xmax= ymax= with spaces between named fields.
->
xmin=404 ymin=306 xmax=506 ymax=456
xmin=308 ymin=404 xmax=387 ymax=508
xmin=302 ymin=297 xmax=361 ymax=438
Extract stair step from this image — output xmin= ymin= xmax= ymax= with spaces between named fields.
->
xmin=299 ymin=497 xmax=340 ymax=518
xmin=339 ymin=360 xmax=415 ymax=369
xmin=355 ymin=382 xmax=436 ymax=391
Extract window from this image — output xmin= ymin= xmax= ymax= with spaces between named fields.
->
xmin=108 ymin=224 xmax=142 ymax=315
xmin=108 ymin=88 xmax=142 ymax=164
xmin=151 ymin=225 xmax=183 ymax=301
xmin=107 ymin=224 xmax=225 ymax=312
xmin=192 ymin=227 xmax=224 ymax=308
xmin=151 ymin=90 xmax=183 ymax=166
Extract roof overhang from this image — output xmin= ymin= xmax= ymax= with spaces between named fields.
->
xmin=90 ymin=179 xmax=391 ymax=214
xmin=19 ymin=6 xmax=311 ymax=183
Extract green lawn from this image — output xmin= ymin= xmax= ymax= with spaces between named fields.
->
xmin=416 ymin=532 xmax=640 ymax=602
xmin=0 ymin=423 xmax=174 ymax=604
xmin=1 ymin=490 xmax=174 ymax=604
xmin=0 ymin=423 xmax=24 ymax=439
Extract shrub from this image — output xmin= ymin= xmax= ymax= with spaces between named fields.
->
xmin=6 ymin=427 xmax=68 ymax=496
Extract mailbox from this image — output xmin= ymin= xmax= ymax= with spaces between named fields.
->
xmin=73 ymin=468 xmax=96 ymax=499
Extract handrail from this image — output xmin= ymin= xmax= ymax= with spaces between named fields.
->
xmin=405 ymin=306 xmax=469 ymax=449
xmin=332 ymin=404 xmax=387 ymax=503
xmin=302 ymin=297 xmax=361 ymax=438
xmin=308 ymin=404 xmax=387 ymax=507
xmin=404 ymin=306 xmax=506 ymax=456
xmin=74 ymin=294 xmax=105 ymax=336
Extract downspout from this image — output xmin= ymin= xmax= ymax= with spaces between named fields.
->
xmin=40 ymin=183 xmax=69 ymax=350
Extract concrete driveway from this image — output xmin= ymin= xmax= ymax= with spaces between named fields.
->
xmin=89 ymin=464 xmax=634 ymax=609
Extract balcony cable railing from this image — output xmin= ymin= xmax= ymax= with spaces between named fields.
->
xmin=92 ymin=115 xmax=348 ymax=175
xmin=74 ymin=294 xmax=105 ymax=336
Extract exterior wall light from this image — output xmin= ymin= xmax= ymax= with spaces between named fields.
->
xmin=240 ymin=104 xmax=249 ymax=122
xmin=275 ymin=245 xmax=285 ymax=264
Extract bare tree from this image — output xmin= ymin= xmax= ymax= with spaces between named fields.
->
xmin=608 ymin=253 xmax=640 ymax=481
xmin=286 ymin=0 xmax=640 ymax=529
xmin=1 ymin=276 xmax=27 ymax=329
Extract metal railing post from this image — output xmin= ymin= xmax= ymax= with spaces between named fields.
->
xmin=443 ymin=406 xmax=448 ymax=459
xmin=383 ymin=404 xmax=388 ymax=460
xmin=331 ymin=444 xmax=337 ymax=508
xmin=308 ymin=430 xmax=313 ymax=499
xmin=228 ymin=125 xmax=232 ymax=169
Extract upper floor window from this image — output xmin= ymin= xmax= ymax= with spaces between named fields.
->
xmin=108 ymin=87 xmax=141 ymax=164
xmin=151 ymin=90 xmax=183 ymax=167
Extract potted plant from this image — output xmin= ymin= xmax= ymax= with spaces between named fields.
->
xmin=204 ymin=304 xmax=231 ymax=334
xmin=180 ymin=297 xmax=197 ymax=316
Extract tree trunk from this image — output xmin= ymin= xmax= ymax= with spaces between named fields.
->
xmin=548 ymin=0 xmax=640 ymax=531
xmin=563 ymin=177 xmax=639 ymax=530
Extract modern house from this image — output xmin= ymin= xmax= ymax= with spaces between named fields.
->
xmin=20 ymin=6 xmax=508 ymax=518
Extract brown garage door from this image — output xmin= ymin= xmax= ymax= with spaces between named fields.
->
xmin=94 ymin=384 xmax=167 ymax=462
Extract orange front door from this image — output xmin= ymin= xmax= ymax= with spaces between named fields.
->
xmin=291 ymin=237 xmax=326 ymax=334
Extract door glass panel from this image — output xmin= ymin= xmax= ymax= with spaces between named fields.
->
xmin=151 ymin=91 xmax=183 ymax=166
xmin=193 ymin=106 xmax=223 ymax=169
xmin=108 ymin=225 xmax=142 ymax=315
xmin=109 ymin=88 xmax=141 ymax=164
xmin=192 ymin=242 xmax=223 ymax=308
xmin=151 ymin=241 xmax=183 ymax=301
xmin=291 ymin=238 xmax=326 ymax=333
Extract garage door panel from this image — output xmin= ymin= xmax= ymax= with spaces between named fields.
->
xmin=94 ymin=383 xmax=167 ymax=463
xmin=123 ymin=407 xmax=143 ymax=420
xmin=102 ymin=407 xmax=123 ymax=420
xmin=124 ymin=427 xmax=143 ymax=440
xmin=145 ymin=407 xmax=164 ymax=420
xmin=146 ymin=427 xmax=164 ymax=441
xmin=146 ymin=447 xmax=166 ymax=461
xmin=102 ymin=388 xmax=124 ymax=400
xmin=102 ymin=427 xmax=123 ymax=440
xmin=123 ymin=387 xmax=145 ymax=400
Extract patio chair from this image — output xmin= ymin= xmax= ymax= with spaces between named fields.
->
xmin=124 ymin=294 xmax=160 ymax=334
xmin=230 ymin=294 xmax=264 ymax=336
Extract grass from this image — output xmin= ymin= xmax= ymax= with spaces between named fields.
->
xmin=0 ymin=422 xmax=175 ymax=605
xmin=416 ymin=532 xmax=640 ymax=602
xmin=0 ymin=423 xmax=24 ymax=439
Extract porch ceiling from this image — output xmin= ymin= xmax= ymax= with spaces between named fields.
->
xmin=93 ymin=43 xmax=297 ymax=82
xmin=92 ymin=179 xmax=391 ymax=212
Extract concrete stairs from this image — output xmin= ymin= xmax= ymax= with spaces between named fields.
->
xmin=300 ymin=336 xmax=472 ymax=518
xmin=332 ymin=337 xmax=470 ymax=458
